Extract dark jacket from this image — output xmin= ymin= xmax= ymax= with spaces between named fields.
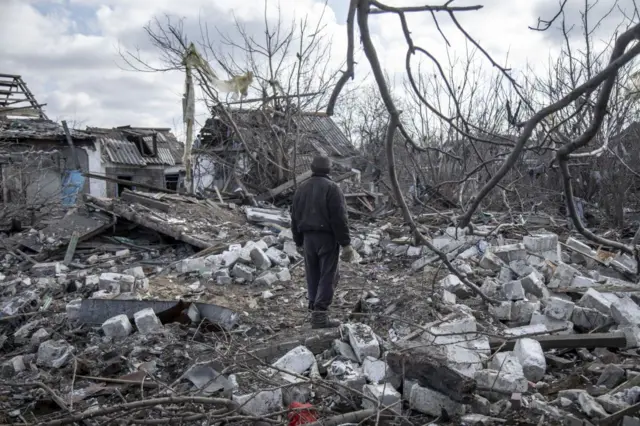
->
xmin=291 ymin=173 xmax=350 ymax=247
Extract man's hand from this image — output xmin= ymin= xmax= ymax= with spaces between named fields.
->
xmin=340 ymin=245 xmax=356 ymax=262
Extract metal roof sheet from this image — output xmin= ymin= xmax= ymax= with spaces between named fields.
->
xmin=101 ymin=137 xmax=147 ymax=166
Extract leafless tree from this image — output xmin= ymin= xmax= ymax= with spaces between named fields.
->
xmin=327 ymin=0 xmax=640 ymax=299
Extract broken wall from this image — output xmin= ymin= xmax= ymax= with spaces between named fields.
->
xmin=104 ymin=165 xmax=166 ymax=197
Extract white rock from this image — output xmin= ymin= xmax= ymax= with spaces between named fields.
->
xmin=442 ymin=290 xmax=457 ymax=305
xmin=176 ymin=258 xmax=207 ymax=273
xmin=272 ymin=346 xmax=315 ymax=375
xmin=265 ymin=247 xmax=290 ymax=267
xmin=405 ymin=380 xmax=464 ymax=416
xmin=99 ymin=273 xmax=135 ymax=293
xmin=571 ymin=306 xmax=611 ymax=330
xmin=611 ymin=296 xmax=640 ymax=326
xmin=489 ymin=301 xmax=512 ymax=320
xmin=85 ymin=275 xmax=99 ymax=286
xmin=333 ymin=340 xmax=359 ymax=362
xmin=65 ymin=299 xmax=82 ymax=321
xmin=102 ymin=314 xmax=133 ymax=338
xmin=231 ymin=263 xmax=256 ymax=281
xmin=521 ymin=272 xmax=550 ymax=299
xmin=30 ymin=328 xmax=50 ymax=347
xmin=571 ymin=275 xmax=597 ymax=288
xmin=260 ymin=235 xmax=278 ymax=247
xmin=513 ymin=338 xmax=546 ymax=382
xmin=250 ymin=247 xmax=272 ymax=270
xmin=479 ymin=251 xmax=506 ymax=271
xmin=220 ymin=250 xmax=240 ymax=268
xmin=275 ymin=268 xmax=291 ymax=282
xmin=504 ymin=324 xmax=548 ymax=337
xmin=475 ymin=369 xmax=528 ymax=393
xmin=344 ymin=323 xmax=380 ymax=363
xmin=502 ymin=280 xmax=525 ymax=301
xmin=579 ymin=288 xmax=616 ymax=314
xmin=254 ymin=272 xmax=278 ymax=286
xmin=544 ymin=297 xmax=575 ymax=320
xmin=530 ymin=312 xmax=574 ymax=334
xmin=133 ymin=308 xmax=163 ymax=334
xmin=31 ymin=262 xmax=67 ymax=277
xmin=548 ymin=263 xmax=581 ymax=288
xmin=123 ymin=266 xmax=145 ymax=279
xmin=489 ymin=352 xmax=524 ymax=376
xmin=362 ymin=356 xmax=393 ymax=384
xmin=523 ymin=233 xmax=560 ymax=261
xmin=233 ymin=389 xmax=283 ymax=416
xmin=511 ymin=300 xmax=541 ymax=323
xmin=362 ymin=384 xmax=402 ymax=415
xmin=492 ymin=243 xmax=527 ymax=263
xmin=36 ymin=340 xmax=73 ymax=368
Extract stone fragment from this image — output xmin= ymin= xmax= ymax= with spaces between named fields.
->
xmin=479 ymin=251 xmax=506 ymax=272
xmin=220 ymin=250 xmax=240 ymax=268
xmin=261 ymin=235 xmax=278 ymax=247
xmin=571 ymin=307 xmax=611 ymax=330
xmin=275 ymin=268 xmax=291 ymax=282
xmin=475 ymin=369 xmax=528 ymax=393
xmin=333 ymin=340 xmax=359 ymax=362
xmin=231 ymin=263 xmax=256 ymax=281
xmin=176 ymin=258 xmax=207 ymax=273
xmin=272 ymin=346 xmax=315 ymax=374
xmin=250 ymin=247 xmax=272 ymax=270
xmin=521 ymin=272 xmax=550 ymax=299
xmin=133 ymin=308 xmax=163 ymax=334
xmin=65 ymin=299 xmax=82 ymax=321
xmin=1 ymin=356 xmax=26 ymax=377
xmin=102 ymin=314 xmax=133 ymax=338
xmin=611 ymin=296 xmax=640 ymax=326
xmin=265 ymin=247 xmax=290 ymax=267
xmin=232 ymin=389 xmax=283 ymax=416
xmin=31 ymin=262 xmax=67 ymax=277
xmin=99 ymin=273 xmax=135 ymax=293
xmin=489 ymin=301 xmax=512 ymax=320
xmin=123 ymin=266 xmax=145 ymax=279
xmin=362 ymin=384 xmax=402 ymax=415
xmin=254 ymin=271 xmax=278 ymax=286
xmin=509 ymin=260 xmax=535 ymax=278
xmin=513 ymin=338 xmax=546 ymax=382
xmin=404 ymin=380 xmax=464 ymax=416
xmin=571 ymin=275 xmax=597 ymax=288
xmin=489 ymin=352 xmax=524 ymax=376
xmin=502 ymin=280 xmax=525 ymax=301
xmin=36 ymin=340 xmax=73 ymax=368
xmin=544 ymin=297 xmax=575 ymax=320
xmin=523 ymin=233 xmax=560 ymax=261
xmin=597 ymin=365 xmax=625 ymax=389
xmin=530 ymin=312 xmax=574 ymax=334
xmin=442 ymin=290 xmax=457 ymax=305
xmin=548 ymin=263 xmax=581 ymax=289
xmin=440 ymin=274 xmax=470 ymax=298
xmin=344 ymin=323 xmax=380 ymax=363
xmin=558 ymin=389 xmax=608 ymax=419
xmin=579 ymin=288 xmax=615 ymax=313
xmin=511 ymin=300 xmax=540 ymax=323
xmin=492 ymin=243 xmax=527 ymax=263
xmin=85 ymin=275 xmax=99 ymax=286
xmin=30 ymin=328 xmax=50 ymax=347
xmin=362 ymin=356 xmax=396 ymax=386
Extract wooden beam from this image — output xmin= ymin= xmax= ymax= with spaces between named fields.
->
xmin=61 ymin=120 xmax=79 ymax=170
xmin=490 ymin=331 xmax=627 ymax=351
xmin=83 ymin=172 xmax=177 ymax=194
xmin=256 ymin=170 xmax=312 ymax=201
xmin=121 ymin=190 xmax=171 ymax=212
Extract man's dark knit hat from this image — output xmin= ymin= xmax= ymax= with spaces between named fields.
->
xmin=311 ymin=155 xmax=332 ymax=174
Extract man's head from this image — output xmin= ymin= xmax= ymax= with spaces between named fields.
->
xmin=311 ymin=155 xmax=332 ymax=175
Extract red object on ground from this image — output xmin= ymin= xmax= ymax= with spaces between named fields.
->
xmin=288 ymin=402 xmax=317 ymax=426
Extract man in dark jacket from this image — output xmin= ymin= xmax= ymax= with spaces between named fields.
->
xmin=291 ymin=156 xmax=355 ymax=328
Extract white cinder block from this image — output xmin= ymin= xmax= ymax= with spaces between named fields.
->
xmin=513 ymin=338 xmax=546 ymax=382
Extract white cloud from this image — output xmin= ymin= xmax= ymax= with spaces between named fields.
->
xmin=0 ymin=0 xmax=636 ymax=138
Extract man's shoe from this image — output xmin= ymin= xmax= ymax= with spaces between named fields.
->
xmin=311 ymin=311 xmax=340 ymax=329
xmin=307 ymin=302 xmax=315 ymax=313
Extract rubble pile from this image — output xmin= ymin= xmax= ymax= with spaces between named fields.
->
xmin=4 ymin=191 xmax=640 ymax=425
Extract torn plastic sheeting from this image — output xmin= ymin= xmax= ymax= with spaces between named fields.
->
xmin=78 ymin=299 xmax=238 ymax=330
xmin=183 ymin=363 xmax=234 ymax=396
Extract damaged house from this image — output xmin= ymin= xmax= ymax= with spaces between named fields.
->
xmin=193 ymin=107 xmax=360 ymax=201
xmin=85 ymin=126 xmax=185 ymax=197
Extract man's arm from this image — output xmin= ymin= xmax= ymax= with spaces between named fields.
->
xmin=291 ymin=193 xmax=304 ymax=247
xmin=327 ymin=184 xmax=351 ymax=247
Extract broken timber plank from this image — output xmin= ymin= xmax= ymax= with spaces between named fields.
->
xmin=63 ymin=231 xmax=80 ymax=265
xmin=256 ymin=170 xmax=313 ymax=201
xmin=490 ymin=331 xmax=627 ymax=351
xmin=121 ymin=190 xmax=171 ymax=212
xmin=554 ymin=285 xmax=640 ymax=294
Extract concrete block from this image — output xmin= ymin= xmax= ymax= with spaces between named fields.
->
xmin=502 ymin=280 xmax=525 ymax=301
xmin=261 ymin=235 xmax=278 ymax=247
xmin=133 ymin=308 xmax=163 ymax=334
xmin=442 ymin=290 xmax=457 ymax=305
xmin=513 ymin=338 xmax=546 ymax=382
xmin=235 ymin=247 xmax=253 ymax=265
xmin=481 ymin=278 xmax=502 ymax=298
xmin=344 ymin=323 xmax=380 ymax=363
xmin=489 ymin=352 xmax=524 ymax=377
xmin=440 ymin=274 xmax=470 ymax=298
xmin=544 ymin=297 xmax=575 ymax=320
xmin=511 ymin=300 xmax=541 ymax=323
xmin=530 ymin=312 xmax=574 ymax=334
xmin=31 ymin=262 xmax=67 ymax=277
xmin=85 ymin=275 xmax=99 ymax=286
xmin=254 ymin=271 xmax=278 ymax=286
xmin=220 ymin=250 xmax=240 ymax=268
xmin=597 ymin=364 xmax=625 ymax=389
xmin=521 ymin=272 xmax=550 ymax=299
xmin=571 ymin=275 xmax=597 ymax=288
xmin=489 ymin=301 xmax=512 ymax=321
xmin=176 ymin=258 xmax=207 ymax=273
xmin=272 ymin=346 xmax=315 ymax=375
xmin=215 ymin=269 xmax=232 ymax=285
xmin=571 ymin=306 xmax=611 ymax=330
xmin=405 ymin=380 xmax=465 ymax=416
xmin=548 ymin=263 xmax=581 ymax=289
xmin=99 ymin=273 xmax=135 ymax=293
xmin=579 ymin=288 xmax=615 ymax=314
xmin=509 ymin=260 xmax=535 ymax=277
xmin=475 ymin=369 xmax=528 ymax=393
xmin=232 ymin=389 xmax=283 ymax=416
xmin=249 ymin=247 xmax=272 ymax=271
xmin=36 ymin=340 xmax=73 ymax=368
xmin=102 ymin=314 xmax=133 ymax=338
xmin=407 ymin=246 xmax=423 ymax=257
xmin=362 ymin=384 xmax=402 ymax=415
xmin=327 ymin=360 xmax=366 ymax=401
xmin=499 ymin=267 xmax=515 ymax=283
xmin=265 ymin=247 xmax=290 ymax=267
xmin=275 ymin=268 xmax=291 ymax=282
xmin=492 ymin=243 xmax=527 ymax=263
xmin=231 ymin=263 xmax=256 ymax=281
xmin=123 ymin=266 xmax=145 ymax=279
xmin=279 ymin=229 xmax=294 ymax=241
xmin=524 ymin=233 xmax=560 ymax=261
xmin=30 ymin=328 xmax=50 ymax=347
xmin=283 ymin=240 xmax=301 ymax=259
xmin=1 ymin=356 xmax=26 ymax=377
xmin=65 ymin=299 xmax=82 ymax=321
xmin=611 ymin=296 xmax=640 ymax=326
xmin=411 ymin=255 xmax=437 ymax=271
xmin=479 ymin=251 xmax=506 ymax=271
xmin=333 ymin=339 xmax=359 ymax=362
xmin=363 ymin=356 xmax=397 ymax=386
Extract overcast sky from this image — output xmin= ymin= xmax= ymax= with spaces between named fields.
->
xmin=0 ymin=0 xmax=636 ymax=138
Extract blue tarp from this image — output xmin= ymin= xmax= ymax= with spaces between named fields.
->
xmin=61 ymin=169 xmax=85 ymax=206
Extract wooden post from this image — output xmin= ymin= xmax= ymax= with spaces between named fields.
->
xmin=61 ymin=120 xmax=79 ymax=170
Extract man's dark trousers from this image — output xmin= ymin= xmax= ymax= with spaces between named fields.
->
xmin=303 ymin=231 xmax=339 ymax=310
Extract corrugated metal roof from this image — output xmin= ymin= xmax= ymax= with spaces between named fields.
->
xmin=145 ymin=147 xmax=176 ymax=166
xmin=294 ymin=114 xmax=354 ymax=157
xmin=101 ymin=137 xmax=147 ymax=166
